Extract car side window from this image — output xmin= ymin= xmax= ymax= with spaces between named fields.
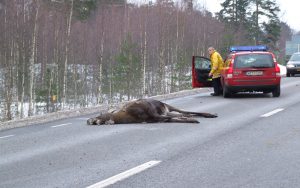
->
xmin=195 ymin=57 xmax=211 ymax=69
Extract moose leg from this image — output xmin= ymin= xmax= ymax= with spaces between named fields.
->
xmin=148 ymin=114 xmax=173 ymax=123
xmin=187 ymin=112 xmax=217 ymax=118
xmin=165 ymin=104 xmax=217 ymax=118
xmin=166 ymin=117 xmax=199 ymax=123
xmin=166 ymin=112 xmax=191 ymax=118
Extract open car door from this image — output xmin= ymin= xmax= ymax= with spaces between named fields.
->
xmin=192 ymin=56 xmax=212 ymax=88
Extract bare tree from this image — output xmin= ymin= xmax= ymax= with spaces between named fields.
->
xmin=28 ymin=0 xmax=40 ymax=116
xmin=61 ymin=0 xmax=74 ymax=109
xmin=1 ymin=0 xmax=271 ymax=122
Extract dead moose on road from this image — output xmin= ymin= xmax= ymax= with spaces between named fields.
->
xmin=87 ymin=98 xmax=217 ymax=125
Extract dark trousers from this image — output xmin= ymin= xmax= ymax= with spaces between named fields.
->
xmin=212 ymin=77 xmax=222 ymax=95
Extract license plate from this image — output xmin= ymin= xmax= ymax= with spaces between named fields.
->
xmin=246 ymin=71 xmax=263 ymax=76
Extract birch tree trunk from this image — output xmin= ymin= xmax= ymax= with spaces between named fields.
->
xmin=2 ymin=3 xmax=11 ymax=120
xmin=4 ymin=61 xmax=13 ymax=121
xmin=171 ymin=7 xmax=180 ymax=93
xmin=140 ymin=6 xmax=148 ymax=98
xmin=28 ymin=0 xmax=40 ymax=116
xmin=53 ymin=20 xmax=60 ymax=111
xmin=47 ymin=69 xmax=53 ymax=112
xmin=3 ymin=6 xmax=13 ymax=120
xmin=143 ymin=28 xmax=147 ymax=97
xmin=109 ymin=57 xmax=113 ymax=106
xmin=97 ymin=30 xmax=105 ymax=104
xmin=72 ymin=64 xmax=78 ymax=109
xmin=255 ymin=0 xmax=259 ymax=45
xmin=84 ymin=64 xmax=88 ymax=107
xmin=62 ymin=0 xmax=73 ymax=109
xmin=19 ymin=1 xmax=26 ymax=118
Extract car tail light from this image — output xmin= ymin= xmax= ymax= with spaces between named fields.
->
xmin=226 ymin=61 xmax=233 ymax=78
xmin=275 ymin=64 xmax=281 ymax=77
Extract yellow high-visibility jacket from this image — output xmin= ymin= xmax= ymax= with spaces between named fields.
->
xmin=209 ymin=51 xmax=224 ymax=78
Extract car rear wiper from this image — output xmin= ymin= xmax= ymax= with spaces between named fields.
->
xmin=250 ymin=65 xmax=272 ymax=68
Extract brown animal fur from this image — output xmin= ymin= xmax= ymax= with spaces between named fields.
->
xmin=87 ymin=98 xmax=217 ymax=125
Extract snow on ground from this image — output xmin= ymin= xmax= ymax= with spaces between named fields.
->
xmin=0 ymin=88 xmax=210 ymax=131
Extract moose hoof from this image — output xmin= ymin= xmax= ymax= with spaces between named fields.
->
xmin=205 ymin=113 xmax=218 ymax=118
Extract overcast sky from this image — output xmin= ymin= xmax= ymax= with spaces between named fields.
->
xmin=128 ymin=0 xmax=300 ymax=32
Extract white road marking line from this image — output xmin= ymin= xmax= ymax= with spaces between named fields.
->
xmin=51 ymin=123 xmax=72 ymax=128
xmin=261 ymin=108 xmax=284 ymax=117
xmin=0 ymin=135 xmax=15 ymax=139
xmin=86 ymin=160 xmax=161 ymax=188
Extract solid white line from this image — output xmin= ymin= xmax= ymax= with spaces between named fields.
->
xmin=261 ymin=108 xmax=284 ymax=117
xmin=51 ymin=123 xmax=72 ymax=128
xmin=86 ymin=160 xmax=161 ymax=188
xmin=0 ymin=135 xmax=15 ymax=139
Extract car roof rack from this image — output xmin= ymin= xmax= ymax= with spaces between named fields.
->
xmin=230 ymin=45 xmax=268 ymax=52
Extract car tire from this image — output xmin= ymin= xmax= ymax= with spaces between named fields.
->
xmin=223 ymin=86 xmax=231 ymax=98
xmin=287 ymin=73 xmax=290 ymax=77
xmin=272 ymin=85 xmax=280 ymax=97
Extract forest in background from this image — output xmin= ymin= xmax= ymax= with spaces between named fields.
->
xmin=0 ymin=0 xmax=294 ymax=122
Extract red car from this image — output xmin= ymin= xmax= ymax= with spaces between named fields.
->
xmin=192 ymin=45 xmax=281 ymax=97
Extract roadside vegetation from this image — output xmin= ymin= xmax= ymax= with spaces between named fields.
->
xmin=0 ymin=0 xmax=295 ymax=122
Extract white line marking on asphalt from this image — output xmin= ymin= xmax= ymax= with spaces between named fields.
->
xmin=261 ymin=108 xmax=284 ymax=117
xmin=86 ymin=160 xmax=161 ymax=188
xmin=51 ymin=123 xmax=72 ymax=128
xmin=0 ymin=135 xmax=15 ymax=139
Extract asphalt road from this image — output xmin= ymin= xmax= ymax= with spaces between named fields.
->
xmin=1 ymin=77 xmax=300 ymax=188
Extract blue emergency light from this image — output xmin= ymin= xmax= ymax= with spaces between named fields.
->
xmin=230 ymin=45 xmax=268 ymax=52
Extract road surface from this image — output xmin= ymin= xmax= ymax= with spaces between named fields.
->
xmin=1 ymin=77 xmax=300 ymax=188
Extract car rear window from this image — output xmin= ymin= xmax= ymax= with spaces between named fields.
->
xmin=234 ymin=54 xmax=274 ymax=68
xmin=290 ymin=53 xmax=300 ymax=61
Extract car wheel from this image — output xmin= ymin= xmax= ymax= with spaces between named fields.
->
xmin=287 ymin=73 xmax=290 ymax=77
xmin=223 ymin=86 xmax=231 ymax=98
xmin=272 ymin=85 xmax=280 ymax=97
xmin=291 ymin=74 xmax=294 ymax=77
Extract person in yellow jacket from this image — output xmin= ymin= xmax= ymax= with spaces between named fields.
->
xmin=208 ymin=47 xmax=224 ymax=96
